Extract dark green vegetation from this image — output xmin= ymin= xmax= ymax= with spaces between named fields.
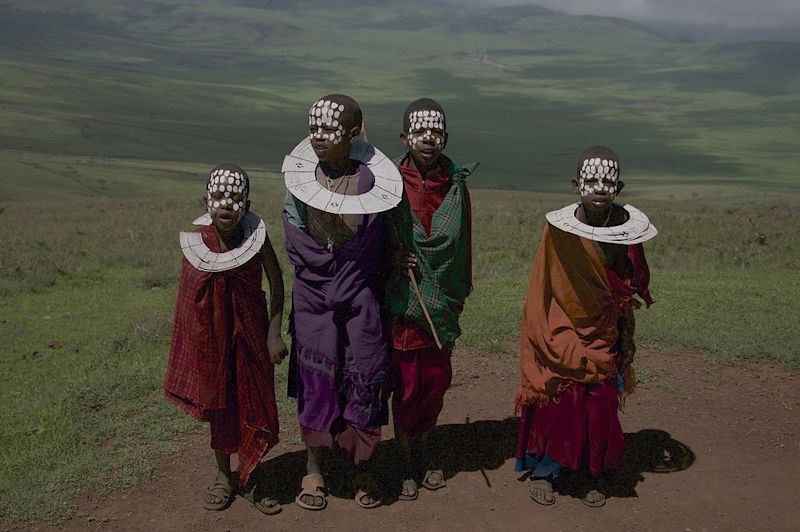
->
xmin=1 ymin=0 xmax=799 ymax=525
xmin=2 ymin=0 xmax=800 ymax=193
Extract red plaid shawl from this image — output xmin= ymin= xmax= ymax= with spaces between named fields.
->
xmin=164 ymin=224 xmax=278 ymax=484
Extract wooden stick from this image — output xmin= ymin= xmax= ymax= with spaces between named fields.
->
xmin=407 ymin=268 xmax=443 ymax=350
xmin=375 ymin=128 xmax=440 ymax=349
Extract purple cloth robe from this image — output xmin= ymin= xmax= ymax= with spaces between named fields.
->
xmin=284 ymin=163 xmax=390 ymax=433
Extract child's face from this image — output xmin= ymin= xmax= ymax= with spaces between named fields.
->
xmin=400 ymin=109 xmax=448 ymax=170
xmin=308 ymin=99 xmax=358 ymax=164
xmin=571 ymin=156 xmax=623 ymax=215
xmin=206 ymin=167 xmax=248 ymax=232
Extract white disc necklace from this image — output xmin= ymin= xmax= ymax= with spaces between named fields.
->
xmin=545 ymin=202 xmax=657 ymax=244
xmin=282 ymin=137 xmax=403 ymax=214
xmin=179 ymin=211 xmax=266 ymax=272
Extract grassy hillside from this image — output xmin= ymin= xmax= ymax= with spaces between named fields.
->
xmin=1 ymin=0 xmax=799 ymax=193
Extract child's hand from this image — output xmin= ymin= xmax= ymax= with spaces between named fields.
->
xmin=394 ymin=248 xmax=417 ymax=271
xmin=267 ymin=334 xmax=288 ymax=365
xmin=618 ymin=391 xmax=628 ymax=413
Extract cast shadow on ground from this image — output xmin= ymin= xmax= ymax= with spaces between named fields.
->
xmin=248 ymin=421 xmax=695 ymax=505
xmin=531 ymin=429 xmax=697 ymax=500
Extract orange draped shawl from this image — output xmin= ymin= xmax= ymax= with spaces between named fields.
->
xmin=515 ymin=223 xmax=650 ymax=409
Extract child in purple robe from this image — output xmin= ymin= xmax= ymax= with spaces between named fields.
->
xmin=283 ymin=94 xmax=391 ymax=510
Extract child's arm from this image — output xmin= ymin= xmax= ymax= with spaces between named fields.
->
xmin=261 ymin=230 xmax=288 ymax=365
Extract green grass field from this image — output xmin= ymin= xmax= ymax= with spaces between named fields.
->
xmin=1 ymin=0 xmax=799 ymax=524
xmin=2 ymin=175 xmax=798 ymax=523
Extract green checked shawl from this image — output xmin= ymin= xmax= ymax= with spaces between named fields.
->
xmin=385 ymin=154 xmax=478 ymax=348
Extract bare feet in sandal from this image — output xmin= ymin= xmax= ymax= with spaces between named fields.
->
xmin=204 ymin=471 xmax=236 ymax=511
xmin=398 ymin=478 xmax=419 ymax=501
xmin=421 ymin=466 xmax=445 ymax=491
xmin=581 ymin=477 xmax=607 ymax=508
xmin=240 ymin=481 xmax=282 ymax=515
xmin=529 ymin=477 xmax=556 ymax=506
xmin=353 ymin=471 xmax=383 ymax=509
xmin=582 ymin=489 xmax=606 ymax=508
xmin=295 ymin=473 xmax=327 ymax=511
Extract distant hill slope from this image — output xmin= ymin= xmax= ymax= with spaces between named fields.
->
xmin=1 ymin=0 xmax=799 ymax=194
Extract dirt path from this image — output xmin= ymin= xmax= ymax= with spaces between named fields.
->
xmin=21 ymin=347 xmax=800 ymax=531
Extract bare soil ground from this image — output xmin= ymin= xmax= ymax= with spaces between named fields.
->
xmin=16 ymin=347 xmax=800 ymax=532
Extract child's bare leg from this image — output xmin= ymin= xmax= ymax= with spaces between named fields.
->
xmin=353 ymin=461 xmax=383 ymax=508
xmin=419 ymin=431 xmax=445 ymax=490
xmin=307 ymin=446 xmax=323 ymax=475
xmin=204 ymin=450 xmax=235 ymax=510
xmin=215 ymin=449 xmax=232 ymax=476
xmin=395 ymin=426 xmax=419 ymax=500
xmin=296 ymin=447 xmax=326 ymax=510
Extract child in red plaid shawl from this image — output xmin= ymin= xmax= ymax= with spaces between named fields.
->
xmin=164 ymin=164 xmax=287 ymax=515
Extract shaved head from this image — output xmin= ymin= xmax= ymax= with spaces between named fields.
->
xmin=576 ymin=145 xmax=619 ymax=178
xmin=402 ymin=98 xmax=446 ymax=133
xmin=314 ymin=94 xmax=362 ymax=130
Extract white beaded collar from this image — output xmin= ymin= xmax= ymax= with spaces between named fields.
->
xmin=281 ymin=137 xmax=402 ymax=214
xmin=179 ymin=211 xmax=265 ymax=272
xmin=545 ymin=203 xmax=657 ymax=244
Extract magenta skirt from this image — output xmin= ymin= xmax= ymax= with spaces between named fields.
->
xmin=516 ymin=381 xmax=625 ymax=477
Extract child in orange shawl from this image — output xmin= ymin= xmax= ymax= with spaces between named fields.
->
xmin=515 ymin=146 xmax=656 ymax=508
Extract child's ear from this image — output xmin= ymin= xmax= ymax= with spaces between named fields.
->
xmin=199 ymin=196 xmax=207 ymax=208
xmin=348 ymin=123 xmax=362 ymax=144
xmin=399 ymin=131 xmax=409 ymax=148
xmin=245 ymin=199 xmax=251 ymax=212
xmin=442 ymin=132 xmax=449 ymax=150
xmin=570 ymin=177 xmax=581 ymax=194
xmin=616 ymin=180 xmax=625 ymax=195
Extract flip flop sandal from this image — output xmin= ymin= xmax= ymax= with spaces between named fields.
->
xmin=528 ymin=478 xmax=556 ymax=506
xmin=240 ymin=484 xmax=282 ymax=515
xmin=203 ymin=478 xmax=236 ymax=511
xmin=421 ymin=468 xmax=446 ymax=491
xmin=581 ymin=488 xmax=606 ymax=508
xmin=295 ymin=473 xmax=327 ymax=511
xmin=353 ymin=472 xmax=383 ymax=509
xmin=398 ymin=478 xmax=419 ymax=501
